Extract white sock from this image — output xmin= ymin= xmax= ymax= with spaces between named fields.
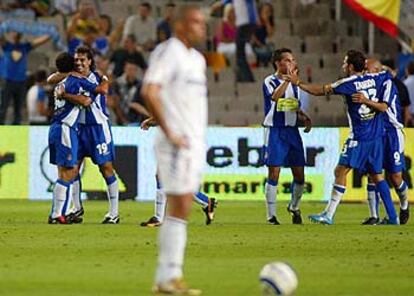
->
xmin=155 ymin=216 xmax=187 ymax=284
xmin=396 ymin=181 xmax=408 ymax=210
xmin=155 ymin=188 xmax=167 ymax=222
xmin=71 ymin=175 xmax=82 ymax=211
xmin=367 ymin=183 xmax=378 ymax=218
xmin=290 ymin=182 xmax=304 ymax=211
xmin=265 ymin=180 xmax=277 ymax=220
xmin=105 ymin=175 xmax=119 ymax=217
xmin=324 ymin=184 xmax=346 ymax=219
xmin=52 ymin=179 xmax=70 ymax=218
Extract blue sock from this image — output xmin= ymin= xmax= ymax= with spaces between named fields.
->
xmin=194 ymin=191 xmax=209 ymax=208
xmin=376 ymin=180 xmax=398 ymax=222
xmin=105 ymin=175 xmax=117 ymax=185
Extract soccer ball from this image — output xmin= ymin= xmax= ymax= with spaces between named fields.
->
xmin=259 ymin=262 xmax=298 ymax=295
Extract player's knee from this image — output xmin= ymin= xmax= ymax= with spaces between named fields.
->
xmin=267 ymin=168 xmax=279 ymax=182
xmin=99 ymin=163 xmax=114 ymax=178
xmin=390 ymin=173 xmax=402 ymax=188
xmin=334 ymin=166 xmax=344 ymax=178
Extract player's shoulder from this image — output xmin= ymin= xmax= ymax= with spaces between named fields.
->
xmin=262 ymin=74 xmax=279 ymax=93
xmin=331 ymin=75 xmax=358 ymax=88
xmin=263 ymin=74 xmax=277 ymax=86
xmin=151 ymin=38 xmax=180 ymax=60
xmin=366 ymin=70 xmax=392 ymax=81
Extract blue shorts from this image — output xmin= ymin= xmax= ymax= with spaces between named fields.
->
xmin=383 ymin=128 xmax=405 ymax=173
xmin=78 ymin=122 xmax=115 ymax=165
xmin=263 ymin=127 xmax=305 ymax=167
xmin=338 ymin=137 xmax=383 ymax=174
xmin=48 ymin=122 xmax=79 ymax=168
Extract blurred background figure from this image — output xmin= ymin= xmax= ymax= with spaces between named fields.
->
xmin=122 ymin=2 xmax=156 ymax=52
xmin=112 ymin=59 xmax=149 ymax=125
xmin=214 ymin=3 xmax=236 ymax=61
xmin=110 ymin=34 xmax=147 ymax=78
xmin=0 ymin=31 xmax=51 ymax=125
xmin=251 ymin=2 xmax=275 ymax=67
xmin=26 ymin=69 xmax=52 ymax=125
xmin=157 ymin=2 xmax=175 ymax=43
xmin=66 ymin=0 xmax=100 ymax=55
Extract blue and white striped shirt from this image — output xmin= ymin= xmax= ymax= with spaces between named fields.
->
xmin=262 ymin=74 xmax=300 ymax=127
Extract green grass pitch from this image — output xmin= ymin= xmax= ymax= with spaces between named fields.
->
xmin=0 ymin=200 xmax=413 ymax=296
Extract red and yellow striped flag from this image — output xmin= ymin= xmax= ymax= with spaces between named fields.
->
xmin=343 ymin=0 xmax=401 ymax=37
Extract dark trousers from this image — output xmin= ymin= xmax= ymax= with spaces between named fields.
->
xmin=236 ymin=24 xmax=256 ymax=82
xmin=0 ymin=80 xmax=26 ymax=125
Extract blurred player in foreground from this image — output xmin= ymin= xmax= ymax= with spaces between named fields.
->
xmin=362 ymin=59 xmax=409 ymax=225
xmin=139 ymin=117 xmax=217 ymax=227
xmin=286 ymin=50 xmax=399 ymax=225
xmin=262 ymin=48 xmax=312 ymax=225
xmin=141 ymin=5 xmax=207 ymax=294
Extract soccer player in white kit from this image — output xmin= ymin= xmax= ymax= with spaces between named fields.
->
xmin=141 ymin=5 xmax=207 ymax=295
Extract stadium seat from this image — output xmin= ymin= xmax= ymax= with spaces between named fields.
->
xmin=304 ymin=36 xmax=336 ymax=54
xmin=270 ymin=35 xmax=303 ymax=54
xmin=291 ymin=19 xmax=320 ymax=38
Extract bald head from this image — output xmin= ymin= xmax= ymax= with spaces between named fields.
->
xmin=173 ymin=5 xmax=206 ymax=47
xmin=366 ymin=58 xmax=382 ymax=73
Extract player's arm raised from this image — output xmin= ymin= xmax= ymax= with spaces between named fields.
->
xmin=271 ymin=80 xmax=289 ymax=102
xmin=286 ymin=68 xmax=328 ymax=96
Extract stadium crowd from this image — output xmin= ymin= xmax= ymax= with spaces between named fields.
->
xmin=0 ymin=0 xmax=413 ymax=126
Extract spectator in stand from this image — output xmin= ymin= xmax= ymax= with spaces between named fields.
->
xmin=0 ymin=31 xmax=51 ymax=125
xmin=54 ymin=0 xmax=78 ymax=16
xmin=112 ymin=59 xmax=149 ymax=125
xmin=26 ymin=69 xmax=52 ymax=125
xmin=212 ymin=0 xmax=258 ymax=82
xmin=215 ymin=3 xmax=236 ymax=61
xmin=157 ymin=2 xmax=176 ymax=43
xmin=110 ymin=34 xmax=147 ymax=78
xmin=251 ymin=2 xmax=275 ymax=67
xmin=404 ymin=61 xmax=414 ymax=126
xmin=96 ymin=14 xmax=124 ymax=55
xmin=214 ymin=3 xmax=254 ymax=63
xmin=122 ymin=2 xmax=156 ymax=52
xmin=66 ymin=0 xmax=100 ymax=55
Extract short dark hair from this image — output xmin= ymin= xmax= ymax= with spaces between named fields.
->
xmin=346 ymin=50 xmax=366 ymax=72
xmin=55 ymin=52 xmax=74 ymax=73
xmin=75 ymin=45 xmax=96 ymax=71
xmin=125 ymin=58 xmax=138 ymax=66
xmin=166 ymin=2 xmax=176 ymax=8
xmin=271 ymin=48 xmax=292 ymax=70
xmin=141 ymin=2 xmax=151 ymax=10
xmin=125 ymin=34 xmax=136 ymax=43
xmin=407 ymin=61 xmax=414 ymax=75
xmin=35 ymin=70 xmax=47 ymax=83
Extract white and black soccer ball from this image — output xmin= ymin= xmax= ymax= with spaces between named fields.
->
xmin=259 ymin=262 xmax=298 ymax=295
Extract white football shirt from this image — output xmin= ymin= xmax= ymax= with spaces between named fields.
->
xmin=143 ymin=37 xmax=208 ymax=143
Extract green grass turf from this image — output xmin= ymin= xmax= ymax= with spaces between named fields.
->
xmin=0 ymin=200 xmax=413 ymax=296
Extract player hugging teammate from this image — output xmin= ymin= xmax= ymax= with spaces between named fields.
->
xmin=47 ymin=46 xmax=119 ymax=224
